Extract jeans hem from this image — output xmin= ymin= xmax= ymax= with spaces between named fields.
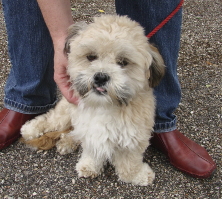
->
xmin=4 ymin=97 xmax=58 ymax=114
xmin=153 ymin=118 xmax=177 ymax=133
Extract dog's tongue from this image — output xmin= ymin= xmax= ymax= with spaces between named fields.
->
xmin=96 ymin=87 xmax=105 ymax=92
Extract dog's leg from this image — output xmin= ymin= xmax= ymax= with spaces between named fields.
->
xmin=76 ymin=148 xmax=105 ymax=178
xmin=21 ymin=97 xmax=74 ymax=141
xmin=56 ymin=132 xmax=80 ymax=155
xmin=113 ymin=149 xmax=155 ymax=186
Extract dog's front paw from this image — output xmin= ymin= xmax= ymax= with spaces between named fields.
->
xmin=56 ymin=133 xmax=79 ymax=155
xmin=117 ymin=162 xmax=155 ymax=186
xmin=76 ymin=158 xmax=101 ymax=178
xmin=21 ymin=120 xmax=43 ymax=141
xmin=131 ymin=163 xmax=155 ymax=186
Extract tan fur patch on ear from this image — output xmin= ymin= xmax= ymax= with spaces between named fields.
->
xmin=149 ymin=45 xmax=159 ymax=54
xmin=148 ymin=44 xmax=165 ymax=88
xmin=145 ymin=69 xmax=151 ymax=80
xmin=64 ymin=22 xmax=88 ymax=54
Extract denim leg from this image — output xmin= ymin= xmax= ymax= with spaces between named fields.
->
xmin=2 ymin=0 xmax=57 ymax=114
xmin=115 ymin=0 xmax=182 ymax=132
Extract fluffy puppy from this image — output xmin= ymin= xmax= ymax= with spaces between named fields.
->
xmin=21 ymin=15 xmax=165 ymax=186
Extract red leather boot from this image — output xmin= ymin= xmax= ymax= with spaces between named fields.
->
xmin=150 ymin=129 xmax=216 ymax=178
xmin=0 ymin=108 xmax=38 ymax=150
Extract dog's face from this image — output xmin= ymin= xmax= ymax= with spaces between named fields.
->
xmin=65 ymin=15 xmax=165 ymax=107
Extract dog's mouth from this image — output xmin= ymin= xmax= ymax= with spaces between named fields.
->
xmin=93 ymin=85 xmax=107 ymax=95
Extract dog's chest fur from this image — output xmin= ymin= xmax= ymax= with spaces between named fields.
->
xmin=70 ymin=91 xmax=155 ymax=159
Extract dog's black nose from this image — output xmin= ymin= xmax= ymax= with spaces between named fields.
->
xmin=94 ymin=72 xmax=110 ymax=86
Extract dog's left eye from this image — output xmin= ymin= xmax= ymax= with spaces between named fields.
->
xmin=87 ymin=55 xmax=98 ymax=62
xmin=117 ymin=59 xmax=128 ymax=67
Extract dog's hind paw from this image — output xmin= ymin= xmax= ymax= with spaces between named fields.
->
xmin=76 ymin=165 xmax=99 ymax=178
xmin=21 ymin=122 xmax=43 ymax=141
xmin=76 ymin=157 xmax=102 ymax=178
xmin=56 ymin=133 xmax=79 ymax=155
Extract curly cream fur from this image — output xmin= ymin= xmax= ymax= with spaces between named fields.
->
xmin=21 ymin=15 xmax=165 ymax=186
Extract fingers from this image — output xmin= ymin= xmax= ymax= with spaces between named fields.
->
xmin=53 ymin=49 xmax=79 ymax=105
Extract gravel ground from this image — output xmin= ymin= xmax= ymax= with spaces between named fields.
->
xmin=0 ymin=0 xmax=221 ymax=198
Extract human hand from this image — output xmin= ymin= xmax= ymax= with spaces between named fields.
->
xmin=36 ymin=0 xmax=76 ymax=103
xmin=53 ymin=40 xmax=79 ymax=105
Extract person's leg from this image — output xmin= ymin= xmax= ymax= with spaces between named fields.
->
xmin=3 ymin=0 xmax=57 ymax=114
xmin=115 ymin=0 xmax=216 ymax=178
xmin=0 ymin=0 xmax=57 ymax=150
xmin=116 ymin=0 xmax=181 ymax=131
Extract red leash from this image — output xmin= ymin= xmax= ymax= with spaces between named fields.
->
xmin=147 ymin=0 xmax=184 ymax=38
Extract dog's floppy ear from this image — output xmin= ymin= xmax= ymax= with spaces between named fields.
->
xmin=148 ymin=44 xmax=165 ymax=88
xmin=64 ymin=21 xmax=88 ymax=54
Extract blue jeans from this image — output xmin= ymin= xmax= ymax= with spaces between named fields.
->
xmin=116 ymin=0 xmax=182 ymax=132
xmin=2 ymin=0 xmax=57 ymax=114
xmin=2 ymin=0 xmax=182 ymax=132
